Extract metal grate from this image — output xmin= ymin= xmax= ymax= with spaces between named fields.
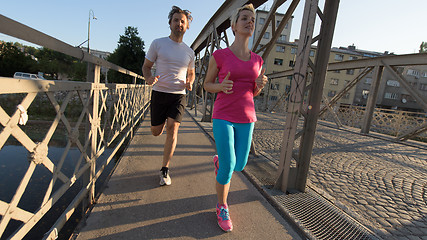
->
xmin=272 ymin=191 xmax=379 ymax=240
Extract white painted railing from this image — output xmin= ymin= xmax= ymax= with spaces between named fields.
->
xmin=0 ymin=14 xmax=151 ymax=240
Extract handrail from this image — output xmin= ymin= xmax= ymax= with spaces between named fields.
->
xmin=0 ymin=13 xmax=150 ymax=240
xmin=327 ymin=53 xmax=427 ymax=70
xmin=0 ymin=14 xmax=143 ymax=79
xmin=265 ymin=53 xmax=427 ymax=79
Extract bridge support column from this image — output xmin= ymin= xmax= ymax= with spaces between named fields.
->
xmin=361 ymin=65 xmax=383 ymax=134
xmin=275 ymin=0 xmax=340 ymax=193
xmin=83 ymin=63 xmax=101 ymax=215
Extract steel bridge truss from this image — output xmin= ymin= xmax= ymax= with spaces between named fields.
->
xmin=188 ymin=0 xmax=341 ymax=193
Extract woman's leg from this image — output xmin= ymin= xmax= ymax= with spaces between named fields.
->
xmin=216 ymin=181 xmax=230 ymax=205
xmin=233 ymin=122 xmax=254 ymax=172
xmin=212 ymin=119 xmax=236 ymax=204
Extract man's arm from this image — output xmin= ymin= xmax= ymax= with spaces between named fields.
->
xmin=142 ymin=59 xmax=159 ymax=85
xmin=186 ymin=68 xmax=196 ymax=91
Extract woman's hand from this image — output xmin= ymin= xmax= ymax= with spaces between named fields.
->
xmin=220 ymin=72 xmax=233 ymax=94
xmin=255 ymin=68 xmax=268 ymax=90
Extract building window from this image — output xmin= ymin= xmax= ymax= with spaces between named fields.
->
xmin=256 ymin=44 xmax=265 ymax=51
xmin=362 ymin=90 xmax=369 ymax=99
xmin=276 ymin=45 xmax=285 ymax=52
xmin=259 ymin=18 xmax=265 ymax=25
xmin=334 ymin=70 xmax=341 ymax=73
xmin=291 ymin=48 xmax=297 ymax=54
xmin=274 ymin=58 xmax=283 ymax=65
xmin=423 ymin=72 xmax=427 ymax=78
xmin=330 ymin=78 xmax=339 ymax=85
xmin=328 ymin=91 xmax=337 ymax=97
xmin=365 ymin=77 xmax=372 ymax=84
xmin=309 ymin=50 xmax=315 ymax=57
xmin=270 ymin=96 xmax=278 ymax=101
xmin=343 ymin=93 xmax=350 ymax=99
xmin=346 ymin=69 xmax=354 ymax=75
xmin=285 ymin=23 xmax=289 ymax=29
xmin=349 ymin=56 xmax=358 ymax=60
xmin=289 ymin=61 xmax=295 ymax=67
xmin=276 ymin=20 xmax=281 ymax=26
xmin=335 ymin=54 xmax=344 ymax=61
xmin=384 ymin=92 xmax=399 ymax=100
xmin=270 ymin=83 xmax=280 ymax=90
xmin=420 ymin=84 xmax=427 ymax=91
xmin=386 ymin=79 xmax=400 ymax=87
xmin=263 ymin=32 xmax=270 ymax=39
xmin=409 ymin=81 xmax=418 ymax=87
xmin=279 ymin=34 xmax=286 ymax=41
xmin=407 ymin=69 xmax=419 ymax=77
xmin=401 ymin=94 xmax=412 ymax=103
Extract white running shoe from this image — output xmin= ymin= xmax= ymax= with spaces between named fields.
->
xmin=160 ymin=168 xmax=171 ymax=186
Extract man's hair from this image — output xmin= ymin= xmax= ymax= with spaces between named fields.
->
xmin=168 ymin=6 xmax=193 ymax=29
xmin=230 ymin=4 xmax=255 ymax=30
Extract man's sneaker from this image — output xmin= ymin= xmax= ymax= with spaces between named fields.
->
xmin=216 ymin=203 xmax=233 ymax=232
xmin=159 ymin=167 xmax=171 ymax=186
xmin=213 ymin=155 xmax=219 ymax=176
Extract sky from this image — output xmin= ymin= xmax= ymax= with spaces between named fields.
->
xmin=0 ymin=0 xmax=426 ymax=55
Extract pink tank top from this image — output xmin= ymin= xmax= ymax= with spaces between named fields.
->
xmin=212 ymin=48 xmax=263 ymax=123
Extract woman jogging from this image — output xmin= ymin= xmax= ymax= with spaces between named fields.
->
xmin=203 ymin=3 xmax=268 ymax=232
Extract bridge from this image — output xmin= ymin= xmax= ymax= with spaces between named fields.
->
xmin=0 ymin=0 xmax=426 ymax=239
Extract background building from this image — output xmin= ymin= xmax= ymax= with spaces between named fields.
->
xmin=252 ymin=10 xmax=427 ymax=113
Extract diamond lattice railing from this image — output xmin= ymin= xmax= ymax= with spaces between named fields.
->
xmin=0 ymin=77 xmax=150 ymax=239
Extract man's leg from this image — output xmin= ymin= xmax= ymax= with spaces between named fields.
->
xmin=162 ymin=117 xmax=181 ymax=168
xmin=151 ymin=123 xmax=166 ymax=136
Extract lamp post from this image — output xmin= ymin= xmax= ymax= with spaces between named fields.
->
xmin=87 ymin=9 xmax=97 ymax=53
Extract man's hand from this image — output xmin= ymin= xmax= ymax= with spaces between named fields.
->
xmin=186 ymin=79 xmax=193 ymax=91
xmin=220 ymin=72 xmax=233 ymax=94
xmin=146 ymin=75 xmax=159 ymax=85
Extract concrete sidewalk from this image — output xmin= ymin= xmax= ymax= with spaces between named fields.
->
xmin=75 ymin=111 xmax=303 ymax=239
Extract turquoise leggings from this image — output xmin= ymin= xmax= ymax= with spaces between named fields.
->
xmin=213 ymin=119 xmax=254 ymax=185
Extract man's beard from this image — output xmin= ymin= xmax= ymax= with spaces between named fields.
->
xmin=171 ymin=27 xmax=186 ymax=37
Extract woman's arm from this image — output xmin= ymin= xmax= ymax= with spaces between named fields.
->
xmin=203 ymin=57 xmax=234 ymax=94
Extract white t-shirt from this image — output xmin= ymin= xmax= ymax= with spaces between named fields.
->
xmin=146 ymin=37 xmax=195 ymax=94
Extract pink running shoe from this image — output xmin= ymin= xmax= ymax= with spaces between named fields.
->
xmin=216 ymin=203 xmax=233 ymax=232
xmin=213 ymin=155 xmax=219 ymax=176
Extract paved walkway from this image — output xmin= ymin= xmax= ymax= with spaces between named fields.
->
xmin=75 ymin=111 xmax=302 ymax=240
xmin=250 ymin=112 xmax=427 ymax=240
xmin=75 ymin=108 xmax=427 ymax=240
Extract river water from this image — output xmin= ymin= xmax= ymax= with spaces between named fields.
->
xmin=0 ymin=141 xmax=120 ymax=239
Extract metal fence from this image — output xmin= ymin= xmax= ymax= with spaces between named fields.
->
xmin=0 ymin=14 xmax=150 ymax=240
xmin=320 ymin=105 xmax=427 ymax=141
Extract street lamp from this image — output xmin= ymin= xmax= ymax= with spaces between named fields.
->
xmin=87 ymin=9 xmax=97 ymax=53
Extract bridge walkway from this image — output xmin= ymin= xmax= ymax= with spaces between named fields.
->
xmin=75 ymin=110 xmax=303 ymax=239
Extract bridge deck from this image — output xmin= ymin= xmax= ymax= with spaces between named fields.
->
xmin=75 ymin=110 xmax=302 ymax=239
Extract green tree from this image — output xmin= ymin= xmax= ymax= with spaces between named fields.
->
xmin=34 ymin=47 xmax=74 ymax=79
xmin=1 ymin=41 xmax=87 ymax=80
xmin=107 ymin=26 xmax=145 ymax=83
xmin=420 ymin=42 xmax=427 ymax=53
xmin=0 ymin=42 xmax=35 ymax=77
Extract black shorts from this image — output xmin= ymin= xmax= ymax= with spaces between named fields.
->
xmin=150 ymin=90 xmax=186 ymax=126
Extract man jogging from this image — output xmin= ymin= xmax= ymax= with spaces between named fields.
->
xmin=142 ymin=6 xmax=195 ymax=186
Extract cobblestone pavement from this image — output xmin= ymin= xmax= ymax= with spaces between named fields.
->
xmin=252 ymin=112 xmax=427 ymax=240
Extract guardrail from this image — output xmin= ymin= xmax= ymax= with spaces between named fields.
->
xmin=0 ymin=14 xmax=150 ymax=239
xmin=320 ymin=105 xmax=427 ymax=142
